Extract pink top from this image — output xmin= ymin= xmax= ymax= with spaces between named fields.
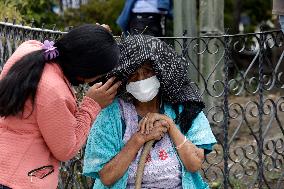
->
xmin=0 ymin=40 xmax=101 ymax=189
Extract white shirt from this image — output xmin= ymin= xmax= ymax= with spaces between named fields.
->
xmin=132 ymin=0 xmax=164 ymax=14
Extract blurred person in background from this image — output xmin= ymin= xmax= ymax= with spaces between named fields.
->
xmin=117 ymin=0 xmax=173 ymax=36
xmin=273 ymin=0 xmax=284 ymax=32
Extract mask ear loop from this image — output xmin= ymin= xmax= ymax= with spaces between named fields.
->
xmin=160 ymin=96 xmax=163 ymax=109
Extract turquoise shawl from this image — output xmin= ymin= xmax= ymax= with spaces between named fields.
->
xmin=83 ymin=99 xmax=217 ymax=189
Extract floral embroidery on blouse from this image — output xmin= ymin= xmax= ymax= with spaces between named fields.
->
xmin=158 ymin=149 xmax=168 ymax=160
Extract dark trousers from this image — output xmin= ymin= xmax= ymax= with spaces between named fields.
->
xmin=0 ymin=184 xmax=11 ymax=189
xmin=128 ymin=13 xmax=166 ymax=37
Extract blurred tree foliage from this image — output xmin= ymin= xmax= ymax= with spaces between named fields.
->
xmin=0 ymin=0 xmax=23 ymax=22
xmin=60 ymin=0 xmax=124 ymax=35
xmin=224 ymin=0 xmax=273 ymax=34
xmin=15 ymin=0 xmax=59 ymax=28
xmin=1 ymin=0 xmax=124 ymax=34
xmin=0 ymin=0 xmax=59 ymax=28
xmin=1 ymin=0 xmax=274 ymax=35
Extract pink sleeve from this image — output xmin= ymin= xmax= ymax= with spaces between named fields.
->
xmin=37 ymin=96 xmax=101 ymax=161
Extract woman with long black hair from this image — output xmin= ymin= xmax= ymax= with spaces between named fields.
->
xmin=0 ymin=24 xmax=121 ymax=189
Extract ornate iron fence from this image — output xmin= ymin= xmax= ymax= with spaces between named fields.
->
xmin=0 ymin=21 xmax=283 ymax=189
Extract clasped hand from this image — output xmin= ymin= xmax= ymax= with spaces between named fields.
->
xmin=137 ymin=113 xmax=174 ymax=143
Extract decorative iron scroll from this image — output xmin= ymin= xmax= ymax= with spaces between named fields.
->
xmin=1 ymin=20 xmax=283 ymax=189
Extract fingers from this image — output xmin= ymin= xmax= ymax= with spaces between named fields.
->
xmin=106 ymin=92 xmax=117 ymax=104
xmin=153 ymin=121 xmax=161 ymax=129
xmin=161 ymin=126 xmax=168 ymax=133
xmin=145 ymin=113 xmax=165 ymax=132
xmin=90 ymin=82 xmax=103 ymax=89
xmin=158 ymin=127 xmax=167 ymax=140
xmin=146 ymin=117 xmax=155 ymax=130
xmin=154 ymin=129 xmax=166 ymax=141
xmin=145 ymin=113 xmax=173 ymax=129
xmin=109 ymin=91 xmax=117 ymax=99
xmin=96 ymin=23 xmax=112 ymax=32
xmin=149 ymin=124 xmax=168 ymax=141
xmin=145 ymin=114 xmax=153 ymax=134
xmin=95 ymin=77 xmax=121 ymax=99
xmin=139 ymin=113 xmax=173 ymax=139
xmin=106 ymin=81 xmax=121 ymax=95
xmin=154 ymin=120 xmax=169 ymax=129
xmin=101 ymin=24 xmax=112 ymax=32
xmin=142 ymin=124 xmax=168 ymax=142
xmin=85 ymin=78 xmax=119 ymax=108
xmin=139 ymin=114 xmax=148 ymax=134
xmin=154 ymin=124 xmax=168 ymax=134
xmin=156 ymin=134 xmax=162 ymax=141
xmin=160 ymin=119 xmax=170 ymax=129
xmin=100 ymin=77 xmax=116 ymax=91
xmin=146 ymin=115 xmax=161 ymax=131
xmin=144 ymin=113 xmax=158 ymax=132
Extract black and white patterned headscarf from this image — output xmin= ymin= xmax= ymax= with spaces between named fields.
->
xmin=108 ymin=35 xmax=205 ymax=133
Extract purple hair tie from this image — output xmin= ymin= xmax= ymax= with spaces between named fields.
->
xmin=42 ymin=40 xmax=59 ymax=61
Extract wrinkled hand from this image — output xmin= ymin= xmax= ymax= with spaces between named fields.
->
xmin=137 ymin=121 xmax=169 ymax=144
xmin=85 ymin=77 xmax=121 ymax=108
xmin=139 ymin=113 xmax=174 ymax=134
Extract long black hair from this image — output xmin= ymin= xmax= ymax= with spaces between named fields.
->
xmin=174 ymin=101 xmax=205 ymax=134
xmin=0 ymin=50 xmax=46 ymax=117
xmin=55 ymin=24 xmax=119 ymax=85
xmin=0 ymin=24 xmax=119 ymax=117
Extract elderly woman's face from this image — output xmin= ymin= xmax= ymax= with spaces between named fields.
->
xmin=126 ymin=62 xmax=160 ymax=102
xmin=128 ymin=63 xmax=155 ymax=83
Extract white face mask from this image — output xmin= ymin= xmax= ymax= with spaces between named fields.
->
xmin=126 ymin=76 xmax=160 ymax=102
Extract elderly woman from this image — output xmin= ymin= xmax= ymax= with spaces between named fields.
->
xmin=83 ymin=35 xmax=217 ymax=189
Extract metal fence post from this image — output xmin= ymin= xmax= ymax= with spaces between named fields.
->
xmin=1 ymin=21 xmax=284 ymax=189
xmin=223 ymin=33 xmax=231 ymax=189
xmin=257 ymin=28 xmax=265 ymax=189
